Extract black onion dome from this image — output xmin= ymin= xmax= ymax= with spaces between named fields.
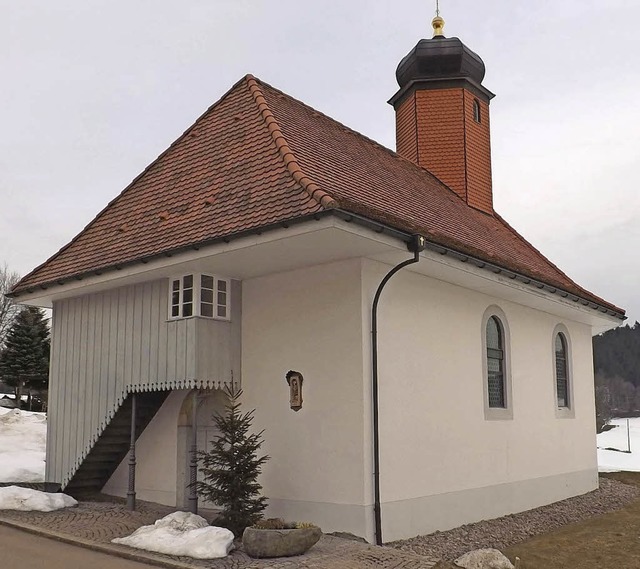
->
xmin=396 ymin=36 xmax=486 ymax=88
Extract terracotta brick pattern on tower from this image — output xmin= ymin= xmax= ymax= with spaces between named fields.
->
xmin=463 ymin=92 xmax=493 ymax=214
xmin=395 ymin=93 xmax=418 ymax=164
xmin=395 ymin=88 xmax=493 ymax=215
xmin=415 ymin=89 xmax=467 ymax=201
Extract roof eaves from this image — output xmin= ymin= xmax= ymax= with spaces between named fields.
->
xmin=330 ymin=209 xmax=625 ymax=320
xmin=244 ymin=75 xmax=338 ymax=209
xmin=7 ymin=211 xmax=337 ymax=298
xmin=8 ymin=206 xmax=625 ymax=320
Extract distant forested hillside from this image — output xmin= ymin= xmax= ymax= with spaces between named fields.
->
xmin=593 ymin=322 xmax=640 ymax=414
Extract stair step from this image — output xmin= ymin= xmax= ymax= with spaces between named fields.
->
xmin=80 ymin=462 xmax=114 ymax=472
xmin=93 ymin=440 xmax=129 ymax=454
xmin=101 ymin=434 xmax=132 ymax=443
xmin=66 ymin=478 xmax=105 ymax=490
xmin=65 ymin=391 xmax=170 ymax=492
xmin=107 ymin=426 xmax=134 ymax=436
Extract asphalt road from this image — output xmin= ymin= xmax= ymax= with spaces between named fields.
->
xmin=0 ymin=525 xmax=156 ymax=569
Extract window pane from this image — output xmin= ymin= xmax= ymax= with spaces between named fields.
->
xmin=183 ymin=303 xmax=193 ymax=317
xmin=488 ymin=361 xmax=505 ymax=407
xmin=201 ymin=275 xmax=214 ymax=290
xmin=201 ymin=303 xmax=213 ymax=318
xmin=486 ymin=317 xmax=501 ymax=350
xmin=183 ymin=275 xmax=193 ymax=288
xmin=556 ymin=333 xmax=569 ymax=407
xmin=217 ymin=305 xmax=227 ymax=318
xmin=183 ymin=289 xmax=193 ymax=303
xmin=217 ymin=279 xmax=227 ymax=293
xmin=171 ymin=305 xmax=180 ymax=317
xmin=217 ymin=291 xmax=227 ymax=306
xmin=473 ymin=100 xmax=481 ymax=123
xmin=486 ymin=316 xmax=505 ymax=408
xmin=172 ymin=291 xmax=180 ymax=305
xmin=201 ymin=289 xmax=213 ymax=304
xmin=172 ymin=280 xmax=180 ymax=292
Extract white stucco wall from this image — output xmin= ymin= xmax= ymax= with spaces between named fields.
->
xmin=99 ymin=254 xmax=602 ymax=544
xmin=241 ymin=258 xmax=371 ymax=537
xmin=363 ymin=259 xmax=598 ymax=541
xmin=103 ymin=390 xmax=188 ymax=506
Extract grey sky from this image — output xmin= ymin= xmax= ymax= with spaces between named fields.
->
xmin=1 ymin=1 xmax=638 ymax=323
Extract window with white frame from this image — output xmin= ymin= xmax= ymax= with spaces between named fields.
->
xmin=481 ymin=306 xmax=513 ymax=420
xmin=169 ymin=274 xmax=230 ymax=320
xmin=555 ymin=332 xmax=569 ymax=408
xmin=486 ymin=315 xmax=506 ymax=408
xmin=551 ymin=324 xmax=574 ymax=418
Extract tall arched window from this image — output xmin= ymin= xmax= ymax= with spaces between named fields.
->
xmin=486 ymin=316 xmax=505 ymax=408
xmin=473 ymin=99 xmax=481 ymax=123
xmin=555 ymin=332 xmax=569 ymax=407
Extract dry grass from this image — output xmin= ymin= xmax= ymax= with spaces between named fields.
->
xmin=501 ymin=472 xmax=640 ymax=569
xmin=430 ymin=473 xmax=640 ymax=569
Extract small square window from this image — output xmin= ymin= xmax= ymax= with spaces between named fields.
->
xmin=169 ymin=274 xmax=231 ymax=321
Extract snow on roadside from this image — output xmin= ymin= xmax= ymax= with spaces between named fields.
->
xmin=0 ymin=486 xmax=77 ymax=511
xmin=0 ymin=408 xmax=46 ymax=482
xmin=112 ymin=511 xmax=234 ymax=559
xmin=597 ymin=417 xmax=640 ymax=472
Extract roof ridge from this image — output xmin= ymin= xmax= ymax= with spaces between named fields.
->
xmin=244 ymin=75 xmax=337 ymax=209
xmin=253 ymin=77 xmax=476 ymax=209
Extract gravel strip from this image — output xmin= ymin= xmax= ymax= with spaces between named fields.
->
xmin=388 ymin=477 xmax=639 ymax=561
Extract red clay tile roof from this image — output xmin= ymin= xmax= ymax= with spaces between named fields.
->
xmin=11 ymin=75 xmax=624 ymax=316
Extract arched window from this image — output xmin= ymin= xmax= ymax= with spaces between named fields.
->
xmin=473 ymin=99 xmax=481 ymax=123
xmin=486 ymin=316 xmax=505 ymax=408
xmin=555 ymin=332 xmax=569 ymax=407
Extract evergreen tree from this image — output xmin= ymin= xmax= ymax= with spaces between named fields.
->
xmin=196 ymin=385 xmax=269 ymax=537
xmin=0 ymin=306 xmax=50 ymax=408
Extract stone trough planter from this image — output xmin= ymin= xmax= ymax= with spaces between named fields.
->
xmin=242 ymin=526 xmax=322 ymax=558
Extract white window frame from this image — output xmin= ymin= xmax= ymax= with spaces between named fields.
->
xmin=552 ymin=324 xmax=575 ymax=419
xmin=481 ymin=305 xmax=513 ymax=421
xmin=168 ymin=273 xmax=231 ymax=321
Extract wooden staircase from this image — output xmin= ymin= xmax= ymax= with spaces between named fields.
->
xmin=65 ymin=391 xmax=170 ymax=497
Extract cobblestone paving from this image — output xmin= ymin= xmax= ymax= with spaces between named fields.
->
xmin=0 ymin=500 xmax=439 ymax=569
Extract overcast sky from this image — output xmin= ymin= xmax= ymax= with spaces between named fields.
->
xmin=1 ymin=1 xmax=638 ymax=324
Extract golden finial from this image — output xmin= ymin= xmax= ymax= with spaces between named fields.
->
xmin=432 ymin=0 xmax=445 ymax=37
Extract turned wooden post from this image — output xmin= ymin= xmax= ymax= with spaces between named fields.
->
xmin=188 ymin=390 xmax=198 ymax=514
xmin=126 ymin=393 xmax=137 ymax=511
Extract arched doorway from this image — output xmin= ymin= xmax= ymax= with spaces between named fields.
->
xmin=176 ymin=388 xmax=230 ymax=510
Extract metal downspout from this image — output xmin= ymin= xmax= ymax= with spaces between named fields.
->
xmin=372 ymin=235 xmax=425 ymax=545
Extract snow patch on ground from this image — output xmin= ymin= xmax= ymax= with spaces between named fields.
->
xmin=0 ymin=408 xmax=46 ymax=482
xmin=597 ymin=417 xmax=640 ymax=472
xmin=112 ymin=511 xmax=234 ymax=559
xmin=0 ymin=485 xmax=77 ymax=511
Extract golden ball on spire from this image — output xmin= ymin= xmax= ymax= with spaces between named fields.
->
xmin=432 ymin=15 xmax=445 ymax=37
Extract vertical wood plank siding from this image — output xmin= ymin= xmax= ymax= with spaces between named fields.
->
xmin=46 ymin=278 xmax=242 ymax=487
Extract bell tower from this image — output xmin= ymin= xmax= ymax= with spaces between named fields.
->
xmin=389 ymin=13 xmax=495 ymax=215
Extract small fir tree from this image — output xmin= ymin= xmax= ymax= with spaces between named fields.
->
xmin=0 ymin=306 xmax=50 ymax=408
xmin=196 ymin=384 xmax=269 ymax=537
